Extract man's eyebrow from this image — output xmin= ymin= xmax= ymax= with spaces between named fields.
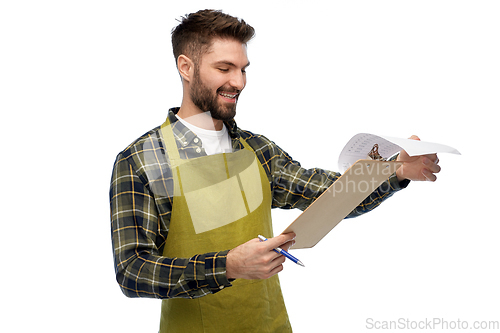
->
xmin=213 ymin=60 xmax=250 ymax=68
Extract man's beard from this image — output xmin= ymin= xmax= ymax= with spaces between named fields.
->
xmin=190 ymin=69 xmax=239 ymax=122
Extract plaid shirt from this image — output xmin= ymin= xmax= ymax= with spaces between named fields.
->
xmin=110 ymin=108 xmax=408 ymax=299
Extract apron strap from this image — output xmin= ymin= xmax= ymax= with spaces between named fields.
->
xmin=238 ymin=136 xmax=254 ymax=152
xmin=160 ymin=118 xmax=181 ymax=166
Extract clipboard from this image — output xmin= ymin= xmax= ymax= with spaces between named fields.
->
xmin=282 ymin=159 xmax=403 ymax=249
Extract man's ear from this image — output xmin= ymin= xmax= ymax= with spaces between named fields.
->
xmin=177 ymin=55 xmax=195 ymax=83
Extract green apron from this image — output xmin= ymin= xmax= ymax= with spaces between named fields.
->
xmin=159 ymin=119 xmax=292 ymax=333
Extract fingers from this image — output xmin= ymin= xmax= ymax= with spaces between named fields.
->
xmin=421 ymin=155 xmax=441 ymax=182
xmin=256 ymin=242 xmax=287 ymax=279
xmin=258 ymin=233 xmax=295 ymax=276
xmin=227 ymin=233 xmax=297 ymax=280
xmin=423 ymin=156 xmax=441 ymax=172
xmin=280 ymin=239 xmax=295 ymax=252
xmin=424 ymin=153 xmax=439 ymax=164
xmin=268 ymin=257 xmax=286 ymax=276
xmin=227 ymin=236 xmax=290 ymax=280
xmin=399 ymin=136 xmax=443 ymax=182
xmin=262 ymin=233 xmax=296 ymax=252
xmin=422 ymin=168 xmax=437 ymax=182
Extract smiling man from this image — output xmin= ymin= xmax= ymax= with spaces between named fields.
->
xmin=178 ymin=37 xmax=249 ymax=125
xmin=110 ymin=9 xmax=441 ymax=333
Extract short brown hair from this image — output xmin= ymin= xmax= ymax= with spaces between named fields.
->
xmin=171 ymin=9 xmax=255 ymax=66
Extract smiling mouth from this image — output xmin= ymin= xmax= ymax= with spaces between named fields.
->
xmin=218 ymin=91 xmax=239 ymax=102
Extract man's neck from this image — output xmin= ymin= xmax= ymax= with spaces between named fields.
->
xmin=177 ymin=104 xmax=224 ymax=131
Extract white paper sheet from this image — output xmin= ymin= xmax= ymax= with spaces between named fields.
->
xmin=338 ymin=133 xmax=461 ymax=172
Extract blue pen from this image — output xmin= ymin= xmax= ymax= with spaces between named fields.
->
xmin=258 ymin=235 xmax=305 ymax=267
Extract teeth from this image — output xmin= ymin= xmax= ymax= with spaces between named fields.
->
xmin=219 ymin=92 xmax=237 ymax=98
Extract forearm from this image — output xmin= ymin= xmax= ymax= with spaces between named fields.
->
xmin=112 ymin=207 xmax=233 ymax=299
xmin=270 ymin=147 xmax=409 ymax=216
xmin=115 ymin=250 xmax=232 ymax=299
xmin=273 ymin=165 xmax=339 ymax=210
xmin=346 ymin=172 xmax=410 ymax=218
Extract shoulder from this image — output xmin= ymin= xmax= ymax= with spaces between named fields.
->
xmin=234 ymin=127 xmax=297 ymax=175
xmin=237 ymin=127 xmax=280 ymax=155
xmin=118 ymin=126 xmax=162 ymax=159
xmin=112 ymin=126 xmax=164 ymax=176
xmin=112 ymin=125 xmax=171 ymax=193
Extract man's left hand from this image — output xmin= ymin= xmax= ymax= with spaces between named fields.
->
xmin=396 ymin=135 xmax=441 ymax=182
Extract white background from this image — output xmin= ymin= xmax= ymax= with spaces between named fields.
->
xmin=1 ymin=1 xmax=499 ymax=332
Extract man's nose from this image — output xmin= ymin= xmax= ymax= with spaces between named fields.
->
xmin=229 ymin=71 xmax=246 ymax=91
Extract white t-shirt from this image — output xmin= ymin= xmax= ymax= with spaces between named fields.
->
xmin=176 ymin=116 xmax=232 ymax=155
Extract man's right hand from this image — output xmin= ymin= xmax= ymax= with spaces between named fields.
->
xmin=226 ymin=233 xmax=296 ymax=280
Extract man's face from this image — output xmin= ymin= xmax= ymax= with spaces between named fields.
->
xmin=189 ymin=38 xmax=250 ymax=121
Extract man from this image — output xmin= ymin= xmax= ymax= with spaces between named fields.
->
xmin=110 ymin=9 xmax=440 ymax=332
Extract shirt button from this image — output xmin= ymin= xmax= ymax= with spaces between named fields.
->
xmin=182 ymin=141 xmax=188 ymax=146
xmin=196 ymin=147 xmax=201 ymax=153
xmin=193 ymin=137 xmax=199 ymax=143
xmin=219 ymin=285 xmax=225 ymax=290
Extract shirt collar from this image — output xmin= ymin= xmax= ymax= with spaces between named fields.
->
xmin=167 ymin=107 xmax=240 ymax=140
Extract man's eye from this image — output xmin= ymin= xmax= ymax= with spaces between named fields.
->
xmin=218 ymin=68 xmax=229 ymax=72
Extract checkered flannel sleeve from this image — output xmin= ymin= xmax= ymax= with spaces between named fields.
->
xmin=239 ymin=131 xmax=408 ymax=216
xmin=110 ymin=150 xmax=231 ymax=299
